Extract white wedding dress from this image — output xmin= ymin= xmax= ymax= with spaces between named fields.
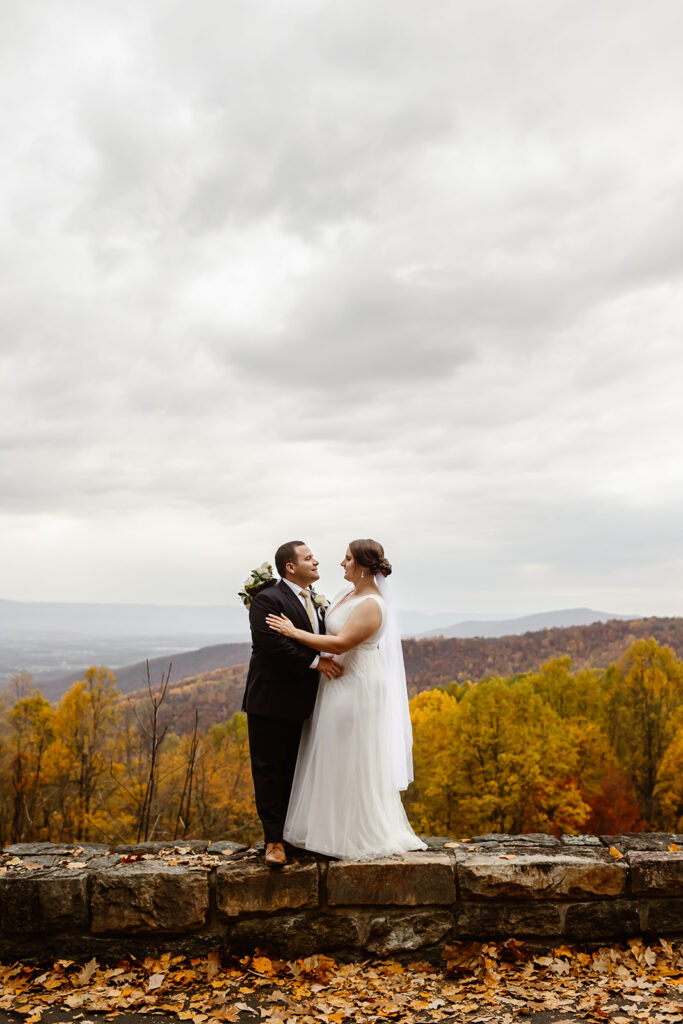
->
xmin=283 ymin=586 xmax=427 ymax=860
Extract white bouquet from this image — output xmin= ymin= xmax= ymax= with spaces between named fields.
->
xmin=238 ymin=561 xmax=277 ymax=609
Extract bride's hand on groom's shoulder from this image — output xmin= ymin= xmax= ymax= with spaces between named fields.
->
xmin=266 ymin=612 xmax=296 ymax=638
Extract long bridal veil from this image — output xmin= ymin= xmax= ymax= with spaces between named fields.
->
xmin=375 ymin=573 xmax=414 ymax=791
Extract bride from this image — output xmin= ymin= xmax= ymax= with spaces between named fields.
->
xmin=266 ymin=538 xmax=426 ymax=860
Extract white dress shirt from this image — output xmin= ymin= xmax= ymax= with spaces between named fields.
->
xmin=282 ymin=577 xmax=320 ymax=669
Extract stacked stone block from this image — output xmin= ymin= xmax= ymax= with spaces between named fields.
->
xmin=1 ymin=833 xmax=682 ymax=959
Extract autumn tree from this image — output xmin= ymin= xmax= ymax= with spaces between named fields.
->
xmin=654 ymin=720 xmax=683 ymax=831
xmin=406 ymin=688 xmax=462 ymax=835
xmin=48 ymin=666 xmax=122 ymax=841
xmin=407 ymin=668 xmax=598 ymax=838
xmin=605 ymin=639 xmax=683 ymax=826
xmin=7 ymin=692 xmax=55 ymax=841
xmin=156 ymin=712 xmax=258 ymax=844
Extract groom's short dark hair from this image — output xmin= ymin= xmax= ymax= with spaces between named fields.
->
xmin=275 ymin=540 xmax=306 ymax=578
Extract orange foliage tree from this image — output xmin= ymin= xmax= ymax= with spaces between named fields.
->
xmin=0 ymin=637 xmax=680 ymax=844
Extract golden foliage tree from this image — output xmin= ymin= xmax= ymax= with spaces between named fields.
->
xmin=654 ymin=720 xmax=683 ymax=831
xmin=605 ymin=639 xmax=683 ymax=827
xmin=0 ymin=637 xmax=680 ymax=844
xmin=47 ymin=667 xmax=123 ymax=841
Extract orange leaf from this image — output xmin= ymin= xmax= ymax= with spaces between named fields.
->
xmin=250 ymin=956 xmax=274 ymax=976
xmin=609 ymin=846 xmax=624 ymax=859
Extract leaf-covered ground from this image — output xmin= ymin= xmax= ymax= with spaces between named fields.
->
xmin=1 ymin=939 xmax=682 ymax=1024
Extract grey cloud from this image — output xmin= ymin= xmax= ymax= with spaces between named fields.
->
xmin=228 ymin=266 xmax=475 ymax=390
xmin=2 ymin=0 xmax=683 ymax=614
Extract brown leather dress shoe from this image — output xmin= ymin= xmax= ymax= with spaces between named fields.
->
xmin=265 ymin=841 xmax=287 ymax=868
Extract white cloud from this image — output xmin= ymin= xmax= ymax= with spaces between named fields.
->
xmin=1 ymin=0 xmax=683 ymax=616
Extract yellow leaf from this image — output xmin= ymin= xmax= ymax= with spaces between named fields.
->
xmin=251 ymin=956 xmax=274 ymax=976
xmin=667 ymin=843 xmax=680 ymax=852
xmin=609 ymin=846 xmax=624 ymax=859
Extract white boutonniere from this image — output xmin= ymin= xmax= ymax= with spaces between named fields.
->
xmin=310 ymin=587 xmax=328 ymax=611
xmin=238 ymin=561 xmax=276 ymax=608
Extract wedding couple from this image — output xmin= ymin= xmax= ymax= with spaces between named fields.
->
xmin=241 ymin=538 xmax=426 ymax=867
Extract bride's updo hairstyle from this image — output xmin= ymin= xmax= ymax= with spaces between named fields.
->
xmin=349 ymin=539 xmax=392 ymax=578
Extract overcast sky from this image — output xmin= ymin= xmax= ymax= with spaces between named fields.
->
xmin=2 ymin=0 xmax=683 ymax=617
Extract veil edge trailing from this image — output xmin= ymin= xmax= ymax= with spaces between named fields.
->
xmin=376 ymin=573 xmax=414 ymax=791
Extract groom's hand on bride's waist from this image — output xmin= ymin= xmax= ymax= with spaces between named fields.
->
xmin=318 ymin=656 xmax=343 ymax=679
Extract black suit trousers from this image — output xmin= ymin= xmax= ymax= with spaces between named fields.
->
xmin=247 ymin=713 xmax=303 ymax=844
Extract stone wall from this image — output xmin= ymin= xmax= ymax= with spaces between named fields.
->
xmin=1 ymin=833 xmax=683 ymax=961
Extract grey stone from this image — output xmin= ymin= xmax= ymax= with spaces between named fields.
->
xmin=327 ymin=851 xmax=456 ymax=906
xmin=561 ymin=834 xmax=602 ymax=846
xmin=90 ymin=861 xmax=208 ymax=933
xmin=114 ymin=840 xmax=209 ymax=854
xmin=458 ymin=852 xmax=626 ymax=900
xmin=3 ymin=842 xmax=110 ymax=857
xmin=601 ymin=833 xmax=683 ymax=852
xmin=207 ymin=840 xmax=248 ymax=855
xmin=640 ymin=898 xmax=683 ymax=934
xmin=363 ymin=910 xmax=453 ymax=954
xmin=227 ymin=913 xmax=359 ymax=958
xmin=0 ymin=869 xmax=89 ymax=934
xmin=1 ymin=854 xmax=63 ymax=869
xmin=629 ymin=850 xmax=683 ymax=896
xmin=216 ymin=859 xmax=318 ymax=918
xmin=469 ymin=833 xmax=560 ymax=847
xmin=564 ymin=901 xmax=640 ymax=941
xmin=418 ymin=836 xmax=460 ymax=851
xmin=1 ymin=852 xmax=120 ymax=874
xmin=455 ymin=901 xmax=562 ymax=939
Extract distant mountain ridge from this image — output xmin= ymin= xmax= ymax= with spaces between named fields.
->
xmin=31 ymin=642 xmax=253 ymax=703
xmin=419 ymin=607 xmax=637 ymax=639
xmin=24 ymin=614 xmax=683 ymax=710
xmin=0 ymin=597 xmax=470 ymax=648
xmin=118 ymin=615 xmax=683 ymax=735
xmin=0 ymin=597 xmax=500 ymax=683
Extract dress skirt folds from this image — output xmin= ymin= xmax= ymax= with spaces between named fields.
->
xmin=283 ymin=591 xmax=426 ymax=860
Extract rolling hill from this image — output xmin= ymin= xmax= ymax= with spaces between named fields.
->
xmin=37 ymin=642 xmax=252 ymax=702
xmin=417 ymin=607 xmax=635 ymax=639
xmin=122 ymin=663 xmax=248 ymax=733
xmin=117 ymin=615 xmax=683 ymax=735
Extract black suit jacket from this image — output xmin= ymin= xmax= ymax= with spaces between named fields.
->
xmin=242 ymin=580 xmax=324 ymax=722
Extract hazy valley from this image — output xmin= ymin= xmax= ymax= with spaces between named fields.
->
xmin=0 ymin=598 xmax=635 ymax=692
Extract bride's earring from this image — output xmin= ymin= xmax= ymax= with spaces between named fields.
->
xmin=361 ymin=570 xmax=364 ymax=579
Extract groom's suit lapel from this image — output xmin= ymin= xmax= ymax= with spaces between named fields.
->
xmin=276 ymin=580 xmax=311 ymax=632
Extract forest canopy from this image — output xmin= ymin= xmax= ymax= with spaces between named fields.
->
xmin=1 ymin=638 xmax=683 ymax=847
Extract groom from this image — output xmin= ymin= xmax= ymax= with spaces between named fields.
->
xmin=242 ymin=540 xmax=343 ymax=867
